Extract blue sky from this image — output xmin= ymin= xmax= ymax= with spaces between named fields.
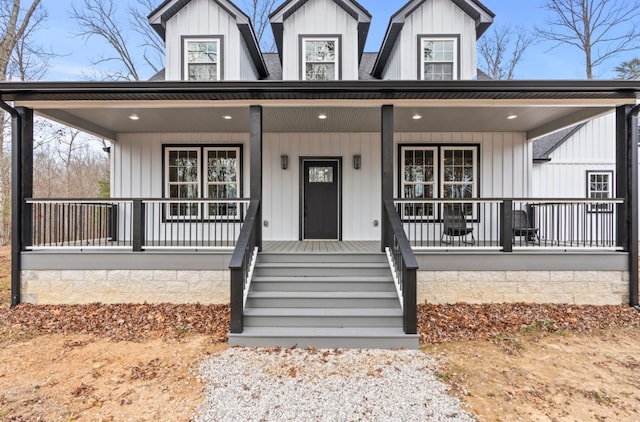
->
xmin=34 ymin=0 xmax=639 ymax=81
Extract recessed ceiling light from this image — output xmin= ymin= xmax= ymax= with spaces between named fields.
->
xmin=223 ymin=115 xmax=232 ymax=120
xmin=129 ymin=113 xmax=140 ymax=121
xmin=507 ymin=114 xmax=518 ymax=120
xmin=412 ymin=113 xmax=422 ymax=120
xmin=318 ymin=113 xmax=328 ymax=120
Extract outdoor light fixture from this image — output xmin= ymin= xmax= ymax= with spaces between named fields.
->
xmin=412 ymin=113 xmax=422 ymax=120
xmin=318 ymin=113 xmax=328 ymax=120
xmin=353 ymin=154 xmax=361 ymax=170
xmin=223 ymin=115 xmax=233 ymax=120
xmin=129 ymin=113 xmax=140 ymax=121
xmin=281 ymin=154 xmax=289 ymax=170
xmin=507 ymin=113 xmax=518 ymax=120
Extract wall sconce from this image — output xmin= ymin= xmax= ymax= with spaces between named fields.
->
xmin=353 ymin=154 xmax=361 ymax=170
xmin=281 ymin=154 xmax=289 ymax=170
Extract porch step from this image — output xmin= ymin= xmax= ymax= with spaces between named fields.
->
xmin=229 ymin=252 xmax=418 ymax=350
xmin=227 ymin=327 xmax=418 ymax=349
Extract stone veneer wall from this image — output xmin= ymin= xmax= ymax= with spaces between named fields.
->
xmin=20 ymin=270 xmax=230 ymax=304
xmin=418 ymin=270 xmax=629 ymax=305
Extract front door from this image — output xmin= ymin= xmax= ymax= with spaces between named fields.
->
xmin=301 ymin=159 xmax=341 ymax=240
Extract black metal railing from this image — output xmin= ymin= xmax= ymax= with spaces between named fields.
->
xmin=394 ymin=198 xmax=623 ymax=251
xmin=383 ymin=200 xmax=418 ymax=335
xmin=229 ymin=200 xmax=261 ymax=334
xmin=27 ymin=199 xmax=130 ymax=248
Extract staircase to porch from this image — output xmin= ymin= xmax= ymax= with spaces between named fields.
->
xmin=227 ymin=251 xmax=419 ymax=349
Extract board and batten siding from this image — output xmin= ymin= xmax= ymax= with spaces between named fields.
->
xmin=532 ymin=113 xmax=615 ymax=198
xmin=163 ymin=0 xmax=258 ymax=81
xmin=280 ymin=0 xmax=360 ymax=80
xmin=382 ymin=0 xmax=478 ymax=80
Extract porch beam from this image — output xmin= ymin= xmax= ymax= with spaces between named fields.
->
xmin=250 ymin=105 xmax=263 ymax=250
xmin=381 ymin=104 xmax=394 ymax=251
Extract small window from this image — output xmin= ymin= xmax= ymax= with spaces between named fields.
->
xmin=183 ymin=37 xmax=222 ymax=81
xmin=205 ymin=147 xmax=240 ymax=216
xmin=301 ymin=36 xmax=340 ymax=80
xmin=401 ymin=146 xmax=437 ymax=218
xmin=309 ymin=167 xmax=334 ymax=183
xmin=587 ymin=171 xmax=613 ymax=212
xmin=419 ymin=37 xmax=458 ymax=80
xmin=166 ymin=148 xmax=201 ymax=217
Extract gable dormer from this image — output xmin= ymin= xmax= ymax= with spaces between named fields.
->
xmin=372 ymin=0 xmax=494 ymax=80
xmin=149 ymin=0 xmax=268 ymax=81
xmin=269 ymin=0 xmax=371 ymax=80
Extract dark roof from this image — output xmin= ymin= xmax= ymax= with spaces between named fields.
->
xmin=532 ymin=123 xmax=586 ymax=161
xmin=263 ymin=53 xmax=283 ymax=80
xmin=358 ymin=52 xmax=378 ymax=80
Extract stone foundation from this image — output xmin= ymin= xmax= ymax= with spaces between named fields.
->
xmin=418 ymin=270 xmax=629 ymax=305
xmin=21 ymin=269 xmax=230 ymax=304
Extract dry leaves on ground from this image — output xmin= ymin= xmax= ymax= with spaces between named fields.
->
xmin=1 ymin=302 xmax=639 ymax=344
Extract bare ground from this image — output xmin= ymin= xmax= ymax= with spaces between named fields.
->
xmin=1 ymin=246 xmax=639 ymax=421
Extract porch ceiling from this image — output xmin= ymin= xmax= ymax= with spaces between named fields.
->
xmin=33 ymin=103 xmax=614 ymax=142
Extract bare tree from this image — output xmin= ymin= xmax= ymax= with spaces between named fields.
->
xmin=478 ymin=25 xmax=534 ymax=80
xmin=241 ymin=0 xmax=277 ymax=52
xmin=536 ymin=0 xmax=640 ymax=79
xmin=129 ymin=0 xmax=164 ymax=74
xmin=70 ymin=0 xmax=164 ymax=80
xmin=0 ymin=0 xmax=42 ymax=78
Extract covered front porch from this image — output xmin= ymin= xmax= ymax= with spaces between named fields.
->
xmin=3 ymin=80 xmax=639 ymax=346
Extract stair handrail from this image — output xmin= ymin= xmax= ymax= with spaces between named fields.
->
xmin=229 ymin=199 xmax=260 ymax=334
xmin=383 ymin=200 xmax=418 ymax=335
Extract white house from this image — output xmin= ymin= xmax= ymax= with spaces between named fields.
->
xmin=1 ymin=0 xmax=639 ymax=348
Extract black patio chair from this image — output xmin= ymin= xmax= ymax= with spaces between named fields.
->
xmin=441 ymin=206 xmax=475 ymax=245
xmin=512 ymin=209 xmax=539 ymax=245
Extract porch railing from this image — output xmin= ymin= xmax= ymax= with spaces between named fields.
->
xmin=229 ymin=199 xmax=260 ymax=334
xmin=383 ymin=200 xmax=418 ymax=335
xmin=395 ymin=198 xmax=624 ymax=251
xmin=26 ymin=198 xmax=251 ymax=251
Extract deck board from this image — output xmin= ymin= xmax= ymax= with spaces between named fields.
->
xmin=263 ymin=241 xmax=379 ymax=253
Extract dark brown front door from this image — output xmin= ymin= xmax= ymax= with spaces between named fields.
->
xmin=302 ymin=159 xmax=340 ymax=240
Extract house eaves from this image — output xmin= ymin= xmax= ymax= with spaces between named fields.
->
xmin=269 ymin=0 xmax=372 ymax=64
xmin=371 ymin=0 xmax=494 ymax=78
xmin=148 ymin=0 xmax=268 ymax=78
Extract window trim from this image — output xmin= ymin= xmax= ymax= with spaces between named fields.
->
xmin=162 ymin=144 xmax=243 ymax=221
xmin=586 ymin=170 xmax=614 ymax=213
xmin=181 ymin=35 xmax=224 ymax=81
xmin=299 ymin=34 xmax=342 ymax=81
xmin=417 ymin=34 xmax=460 ymax=81
xmin=398 ymin=144 xmax=480 ymax=221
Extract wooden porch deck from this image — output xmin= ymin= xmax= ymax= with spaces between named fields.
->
xmin=262 ymin=241 xmax=380 ymax=253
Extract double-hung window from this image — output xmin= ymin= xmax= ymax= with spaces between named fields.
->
xmin=586 ymin=171 xmax=613 ymax=212
xmin=164 ymin=145 xmax=241 ymax=219
xmin=419 ymin=36 xmax=458 ymax=80
xmin=400 ymin=145 xmax=478 ymax=219
xmin=301 ymin=36 xmax=340 ymax=80
xmin=183 ymin=36 xmax=222 ymax=81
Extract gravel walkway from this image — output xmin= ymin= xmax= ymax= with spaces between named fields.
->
xmin=195 ymin=348 xmax=475 ymax=421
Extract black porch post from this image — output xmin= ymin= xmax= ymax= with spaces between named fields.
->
xmin=381 ymin=105 xmax=394 ymax=251
xmin=616 ymin=105 xmax=639 ymax=307
xmin=10 ymin=107 xmax=33 ymax=307
xmin=250 ymin=105 xmax=262 ymax=251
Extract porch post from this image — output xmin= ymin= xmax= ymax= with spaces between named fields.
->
xmin=616 ymin=106 xmax=629 ymax=249
xmin=381 ymin=105 xmax=394 ymax=251
xmin=10 ymin=107 xmax=33 ymax=307
xmin=250 ymin=105 xmax=262 ymax=251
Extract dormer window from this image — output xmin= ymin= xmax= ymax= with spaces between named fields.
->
xmin=419 ymin=36 xmax=459 ymax=80
xmin=183 ymin=36 xmax=223 ymax=81
xmin=301 ymin=36 xmax=341 ymax=80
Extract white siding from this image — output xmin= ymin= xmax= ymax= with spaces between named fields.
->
xmin=263 ymin=132 xmax=381 ymax=240
xmin=240 ymin=37 xmax=259 ymax=80
xmin=280 ymin=0 xmax=360 ymax=80
xmin=383 ymin=0 xmax=478 ymax=80
xmin=532 ymin=113 xmax=615 ymax=198
xmin=163 ymin=0 xmax=257 ymax=80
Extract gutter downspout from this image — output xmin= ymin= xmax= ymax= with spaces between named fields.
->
xmin=0 ymin=96 xmax=22 ymax=307
xmin=627 ymin=104 xmax=640 ymax=310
